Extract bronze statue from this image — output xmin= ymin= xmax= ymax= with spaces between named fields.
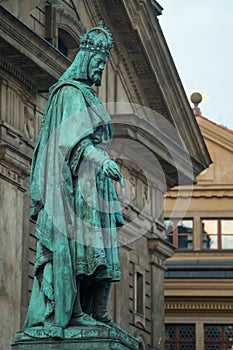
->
xmin=23 ymin=21 xmax=124 ymax=340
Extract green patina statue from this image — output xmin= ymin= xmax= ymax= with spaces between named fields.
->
xmin=23 ymin=21 xmax=124 ymax=340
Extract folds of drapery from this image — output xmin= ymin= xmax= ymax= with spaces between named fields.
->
xmin=24 ymin=81 xmax=123 ymax=336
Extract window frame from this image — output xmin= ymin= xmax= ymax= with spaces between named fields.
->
xmin=204 ymin=324 xmax=233 ymax=349
xmin=164 ymin=218 xmax=194 ymax=250
xmin=165 ymin=323 xmax=196 ymax=350
xmin=201 ymin=218 xmax=233 ymax=250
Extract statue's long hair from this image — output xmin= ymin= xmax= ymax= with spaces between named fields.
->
xmin=59 ymin=50 xmax=96 ymax=82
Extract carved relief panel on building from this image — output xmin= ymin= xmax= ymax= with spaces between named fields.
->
xmin=0 ymin=80 xmax=25 ymax=148
xmin=24 ymin=106 xmax=35 ymax=142
xmin=118 ymin=162 xmax=152 ymax=216
xmin=0 ymin=81 xmax=24 ymax=131
xmin=0 ymin=80 xmax=41 ymax=149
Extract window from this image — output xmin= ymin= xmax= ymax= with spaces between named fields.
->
xmin=133 ymin=265 xmax=146 ymax=329
xmin=58 ymin=28 xmax=79 ymax=60
xmin=165 ymin=324 xmax=195 ymax=350
xmin=202 ymin=219 xmax=233 ymax=249
xmin=136 ymin=272 xmax=143 ymax=315
xmin=204 ymin=324 xmax=233 ymax=350
xmin=164 ymin=219 xmax=193 ymax=249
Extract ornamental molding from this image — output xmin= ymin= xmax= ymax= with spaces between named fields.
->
xmin=166 ymin=187 xmax=233 ymax=199
xmin=147 ymin=235 xmax=175 ymax=262
xmin=0 ymin=57 xmax=37 ymax=94
xmin=165 ymin=301 xmax=233 ymax=313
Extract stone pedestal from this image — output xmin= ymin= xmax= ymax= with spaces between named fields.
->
xmin=12 ymin=326 xmax=140 ymax=350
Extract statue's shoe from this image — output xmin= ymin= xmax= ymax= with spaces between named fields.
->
xmin=93 ymin=313 xmax=124 ymax=333
xmin=48 ymin=325 xmax=64 ymax=339
xmin=69 ymin=313 xmax=110 ymax=328
xmin=103 ymin=319 xmax=125 ymax=333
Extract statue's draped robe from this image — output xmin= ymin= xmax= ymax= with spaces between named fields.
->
xmin=24 ymin=81 xmax=123 ymax=337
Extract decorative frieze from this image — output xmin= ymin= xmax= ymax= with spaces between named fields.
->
xmin=0 ymin=58 xmax=37 ymax=94
xmin=165 ymin=301 xmax=233 ymax=313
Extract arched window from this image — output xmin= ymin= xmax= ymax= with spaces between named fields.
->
xmin=58 ymin=28 xmax=79 ymax=60
xmin=44 ymin=4 xmax=83 ymax=60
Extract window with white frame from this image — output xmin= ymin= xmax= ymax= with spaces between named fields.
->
xmin=202 ymin=219 xmax=233 ymax=249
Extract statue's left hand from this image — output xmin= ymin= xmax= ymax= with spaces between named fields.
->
xmin=102 ymin=160 xmax=122 ymax=181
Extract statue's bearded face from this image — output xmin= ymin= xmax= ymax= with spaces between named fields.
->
xmin=87 ymin=53 xmax=107 ymax=86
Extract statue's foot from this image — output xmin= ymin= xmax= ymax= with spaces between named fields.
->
xmin=47 ymin=325 xmax=64 ymax=339
xmin=69 ymin=313 xmax=110 ymax=328
xmin=93 ymin=313 xmax=124 ymax=333
xmin=103 ymin=319 xmax=124 ymax=332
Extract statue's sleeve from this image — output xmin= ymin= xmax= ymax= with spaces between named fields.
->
xmin=69 ymin=139 xmax=109 ymax=176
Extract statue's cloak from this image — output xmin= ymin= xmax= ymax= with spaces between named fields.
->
xmin=24 ymin=80 xmax=123 ymax=337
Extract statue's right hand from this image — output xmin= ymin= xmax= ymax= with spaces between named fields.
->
xmin=102 ymin=160 xmax=122 ymax=181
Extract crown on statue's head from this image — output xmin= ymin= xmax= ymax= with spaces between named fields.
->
xmin=80 ymin=20 xmax=114 ymax=56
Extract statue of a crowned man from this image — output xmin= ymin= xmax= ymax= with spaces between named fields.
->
xmin=23 ymin=21 xmax=124 ymax=340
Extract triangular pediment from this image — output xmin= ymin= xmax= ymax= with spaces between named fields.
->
xmin=197 ymin=115 xmax=233 ymax=185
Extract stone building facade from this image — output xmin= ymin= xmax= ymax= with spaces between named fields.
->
xmin=164 ymin=109 xmax=233 ymax=350
xmin=0 ymin=1 xmax=211 ymax=349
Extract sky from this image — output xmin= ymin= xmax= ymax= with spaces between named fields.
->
xmin=158 ymin=0 xmax=233 ymax=130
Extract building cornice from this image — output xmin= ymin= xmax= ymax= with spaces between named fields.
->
xmin=122 ymin=0 xmax=211 ymax=169
xmin=0 ymin=56 xmax=37 ymax=94
xmin=165 ymin=279 xmax=233 ymax=297
xmin=0 ymin=6 xmax=70 ymax=91
xmin=112 ymin=113 xmax=204 ymax=187
xmin=166 ymin=185 xmax=233 ymax=198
